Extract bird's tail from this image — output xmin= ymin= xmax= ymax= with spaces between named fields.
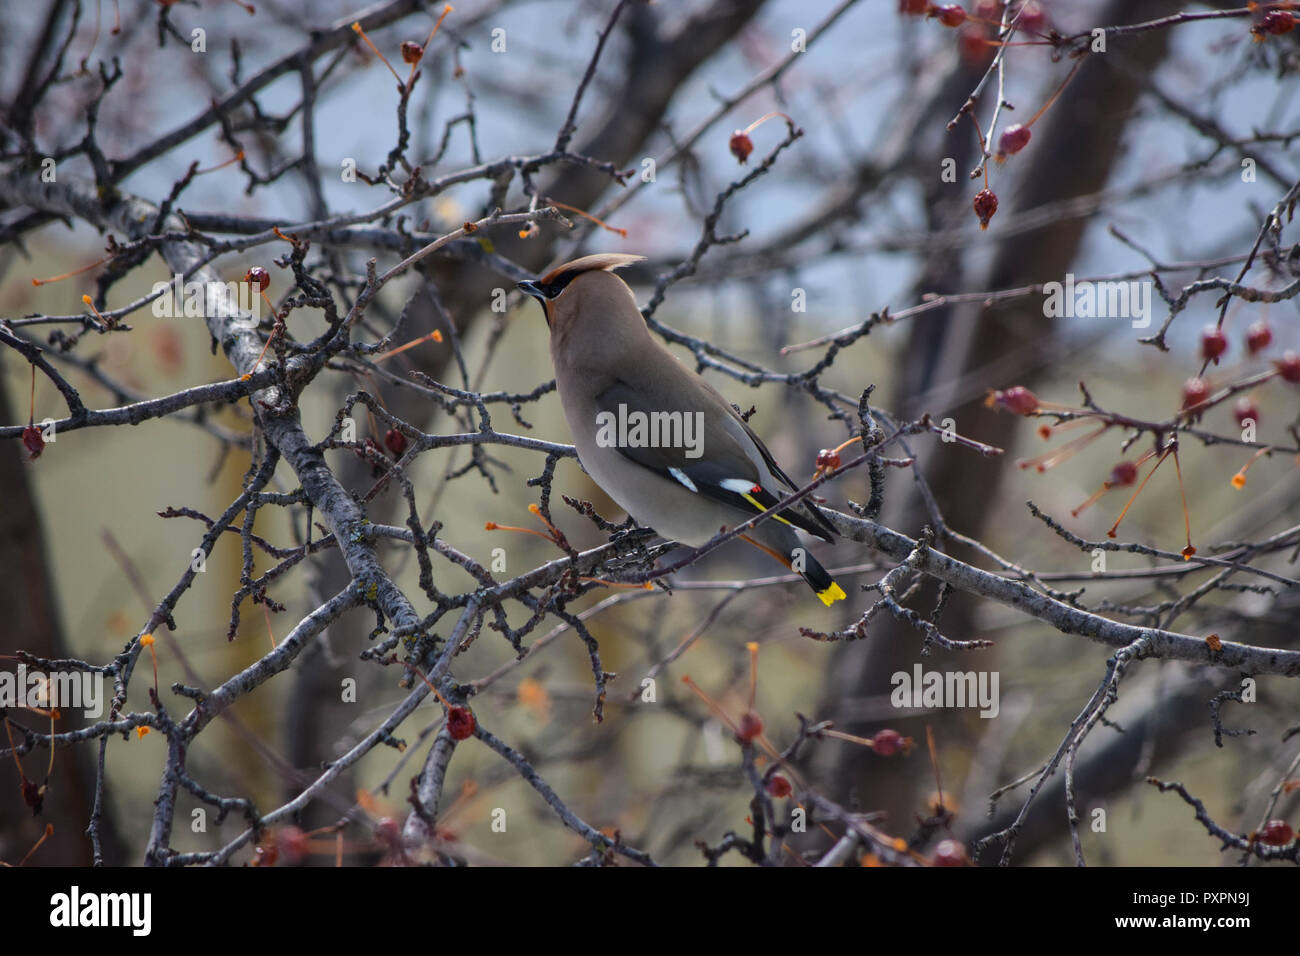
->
xmin=800 ymin=551 xmax=847 ymax=607
xmin=740 ymin=532 xmax=846 ymax=607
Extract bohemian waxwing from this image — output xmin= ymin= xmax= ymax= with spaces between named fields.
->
xmin=518 ymin=253 xmax=846 ymax=606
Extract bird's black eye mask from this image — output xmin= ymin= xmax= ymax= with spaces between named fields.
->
xmin=517 ymin=269 xmax=580 ymax=302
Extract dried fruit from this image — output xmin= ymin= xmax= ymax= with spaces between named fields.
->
xmin=1016 ymin=0 xmax=1047 ymax=33
xmin=384 ymin=428 xmax=408 ymax=456
xmin=1245 ymin=320 xmax=1273 ymax=355
xmin=816 ymin=448 xmax=841 ymax=470
xmin=872 ymin=728 xmax=903 ymax=756
xmin=1233 ymin=397 xmax=1258 ymax=427
xmin=1255 ymin=819 xmax=1295 ymax=846
xmin=729 ymin=130 xmax=754 ymax=163
xmin=765 ymin=774 xmax=793 ymax=798
xmin=931 ymin=5 xmax=967 ymax=27
xmin=932 ymin=839 xmax=970 ymax=866
xmin=737 ymin=711 xmax=764 ymax=742
xmin=401 ymin=40 xmax=424 ymax=64
xmin=1274 ymin=351 xmax=1300 ymax=384
xmin=996 ymin=123 xmax=1031 ymax=160
xmin=1181 ymin=377 xmax=1210 ymax=411
xmin=973 ymin=188 xmax=998 ymax=229
xmin=244 ymin=266 xmax=270 ymax=292
xmin=21 ymin=425 xmax=44 ymax=461
xmin=1261 ymin=11 xmax=1296 ymax=35
xmin=447 ymin=705 xmax=476 ymax=740
xmin=1108 ymin=460 xmax=1138 ymax=487
xmin=1200 ymin=327 xmax=1228 ymax=363
xmin=990 ymin=385 xmax=1038 ymax=415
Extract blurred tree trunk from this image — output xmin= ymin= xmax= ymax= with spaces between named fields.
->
xmin=817 ymin=0 xmax=1182 ymax=854
xmin=0 ymin=368 xmax=123 ymax=865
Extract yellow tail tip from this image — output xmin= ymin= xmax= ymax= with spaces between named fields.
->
xmin=817 ymin=581 xmax=847 ymax=607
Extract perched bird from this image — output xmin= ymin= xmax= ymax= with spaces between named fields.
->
xmin=519 ymin=253 xmax=846 ymax=606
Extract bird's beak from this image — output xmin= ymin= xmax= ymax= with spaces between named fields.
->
xmin=516 ymin=279 xmax=545 ymax=301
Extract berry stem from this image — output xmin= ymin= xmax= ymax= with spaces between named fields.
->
xmin=351 ymin=21 xmax=404 ymax=86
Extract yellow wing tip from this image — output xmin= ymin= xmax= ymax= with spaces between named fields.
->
xmin=817 ymin=581 xmax=847 ymax=606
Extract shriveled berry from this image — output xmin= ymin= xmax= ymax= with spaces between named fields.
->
xmin=1016 ymin=0 xmax=1047 ymax=32
xmin=401 ymin=40 xmax=424 ymax=64
xmin=1107 ymin=461 xmax=1138 ymax=487
xmin=1200 ymin=326 xmax=1228 ymax=363
xmin=996 ymin=123 xmax=1031 ymax=160
xmin=1261 ymin=11 xmax=1296 ymax=35
xmin=21 ymin=425 xmax=44 ymax=461
xmin=384 ymin=428 xmax=408 ymax=456
xmin=244 ymin=266 xmax=270 ymax=292
xmin=816 ymin=448 xmax=841 ymax=470
xmin=1245 ymin=320 xmax=1273 ymax=355
xmin=1181 ymin=377 xmax=1210 ymax=411
xmin=737 ymin=711 xmax=764 ymax=742
xmin=992 ymin=385 xmax=1038 ymax=415
xmin=957 ymin=25 xmax=993 ymax=65
xmin=765 ymin=774 xmax=793 ymax=798
xmin=729 ymin=130 xmax=754 ymax=163
xmin=973 ymin=188 xmax=998 ymax=229
xmin=1274 ymin=351 xmax=1300 ymax=384
xmin=932 ymin=839 xmax=970 ymax=866
xmin=872 ymin=728 xmax=903 ymax=756
xmin=1256 ymin=819 xmax=1295 ymax=846
xmin=447 ymin=705 xmax=476 ymax=740
xmin=932 ymin=5 xmax=967 ymax=27
xmin=1233 ymin=397 xmax=1258 ymax=427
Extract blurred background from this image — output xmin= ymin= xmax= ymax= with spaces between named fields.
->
xmin=1 ymin=0 xmax=1298 ymax=866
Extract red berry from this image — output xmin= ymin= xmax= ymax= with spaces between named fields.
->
xmin=932 ymin=838 xmax=970 ymax=866
xmin=765 ymin=774 xmax=793 ymax=798
xmin=1245 ymin=320 xmax=1273 ymax=355
xmin=957 ymin=25 xmax=993 ymax=66
xmin=898 ymin=0 xmax=929 ymax=13
xmin=974 ymin=0 xmax=1003 ymax=17
xmin=737 ymin=711 xmax=764 ymax=742
xmin=447 ymin=705 xmax=476 ymax=740
xmin=1200 ymin=326 xmax=1228 ymax=363
xmin=1256 ymin=819 xmax=1295 ymax=846
xmin=277 ymin=825 xmax=309 ymax=865
xmin=401 ymin=40 xmax=424 ymax=64
xmin=373 ymin=816 xmax=402 ymax=848
xmin=729 ymin=131 xmax=753 ymax=163
xmin=1233 ymin=397 xmax=1259 ymax=427
xmin=21 ymin=425 xmax=44 ymax=461
xmin=1274 ymin=351 xmax=1300 ymax=384
xmin=384 ymin=428 xmax=408 ymax=457
xmin=253 ymin=843 xmax=279 ymax=867
xmin=973 ymin=188 xmax=998 ymax=230
xmin=872 ymin=728 xmax=903 ymax=756
xmin=992 ymin=385 xmax=1038 ymax=415
xmin=1107 ymin=461 xmax=1138 ymax=487
xmin=816 ymin=448 xmax=841 ymax=470
xmin=1181 ymin=377 xmax=1210 ymax=411
xmin=996 ymin=123 xmax=1031 ymax=160
xmin=1016 ymin=0 xmax=1047 ymax=32
xmin=244 ymin=266 xmax=270 ymax=292
xmin=1261 ymin=11 xmax=1296 ymax=35
xmin=932 ymin=5 xmax=967 ymax=27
